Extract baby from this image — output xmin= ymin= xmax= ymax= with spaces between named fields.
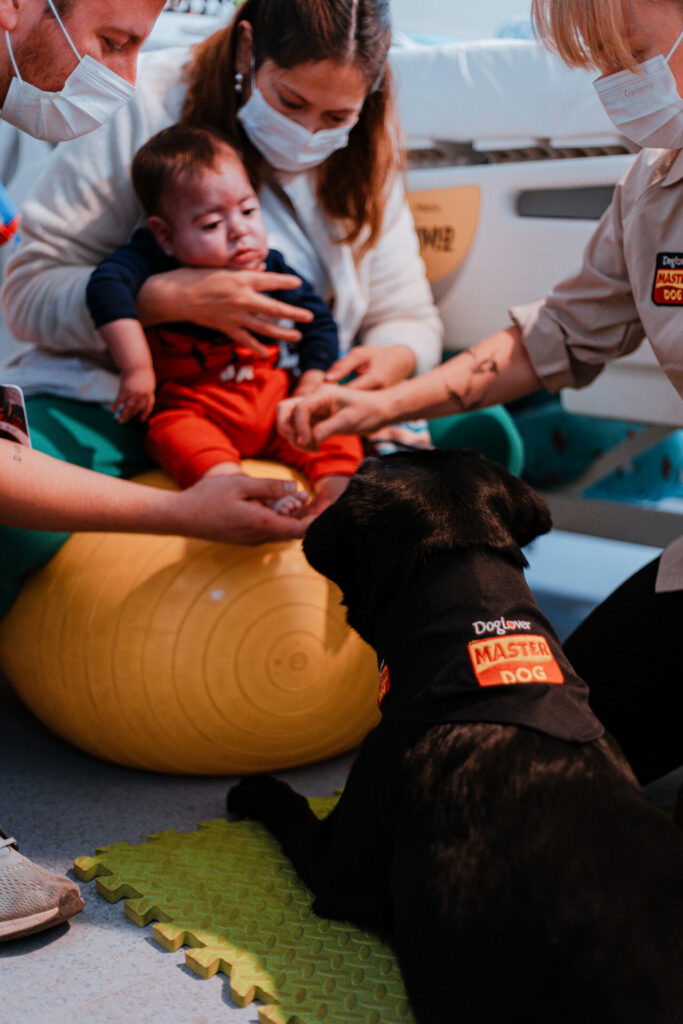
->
xmin=86 ymin=124 xmax=362 ymax=515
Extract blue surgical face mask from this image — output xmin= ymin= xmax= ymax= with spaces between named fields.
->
xmin=1 ymin=0 xmax=135 ymax=142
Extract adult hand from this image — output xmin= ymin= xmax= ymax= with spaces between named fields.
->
xmin=325 ymin=345 xmax=416 ymax=390
xmin=137 ymin=267 xmax=314 ymax=359
xmin=173 ymin=475 xmax=314 ymax=544
xmin=278 ymin=384 xmax=393 ymax=450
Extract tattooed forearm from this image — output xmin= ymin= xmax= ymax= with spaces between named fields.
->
xmin=472 ymin=358 xmax=498 ymax=376
xmin=12 ymin=444 xmax=22 ymax=462
xmin=445 ymin=351 xmax=500 ymax=412
xmin=446 ymin=387 xmax=467 ymax=412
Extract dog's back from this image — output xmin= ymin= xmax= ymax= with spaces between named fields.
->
xmin=392 ymin=722 xmax=683 ymax=1024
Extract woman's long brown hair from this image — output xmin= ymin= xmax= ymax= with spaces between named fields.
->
xmin=181 ymin=0 xmax=399 ymax=256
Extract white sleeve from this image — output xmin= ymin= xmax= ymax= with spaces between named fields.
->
xmin=357 ymin=177 xmax=444 ymax=376
xmin=1 ymin=49 xmax=187 ymax=356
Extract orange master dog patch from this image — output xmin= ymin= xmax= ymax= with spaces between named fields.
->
xmin=467 ymin=634 xmax=565 ymax=688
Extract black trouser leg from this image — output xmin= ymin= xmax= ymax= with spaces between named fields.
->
xmin=564 ymin=557 xmax=683 ymax=784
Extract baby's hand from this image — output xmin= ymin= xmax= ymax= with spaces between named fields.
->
xmin=112 ymin=368 xmax=156 ymax=423
xmin=276 ymin=395 xmax=306 ymax=447
xmin=265 ymin=489 xmax=311 ymax=518
xmin=277 ymin=371 xmax=327 ymax=447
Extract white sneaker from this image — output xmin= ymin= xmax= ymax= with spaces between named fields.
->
xmin=0 ymin=833 xmax=84 ymax=941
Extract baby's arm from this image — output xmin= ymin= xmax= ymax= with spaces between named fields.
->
xmin=268 ymin=251 xmax=339 ymax=374
xmin=100 ymin=319 xmax=156 ymax=423
xmin=293 ymin=368 xmax=326 ymax=397
xmin=87 ymin=229 xmax=175 ymax=422
xmin=269 ymin=253 xmax=339 ymax=415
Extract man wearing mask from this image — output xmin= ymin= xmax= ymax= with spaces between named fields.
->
xmin=0 ymin=0 xmax=312 ymax=944
xmin=0 ymin=0 xmax=159 ymax=119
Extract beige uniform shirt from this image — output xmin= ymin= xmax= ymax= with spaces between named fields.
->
xmin=509 ymin=146 xmax=683 ymax=591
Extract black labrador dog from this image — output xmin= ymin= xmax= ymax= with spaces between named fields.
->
xmin=228 ymin=450 xmax=683 ymax=1024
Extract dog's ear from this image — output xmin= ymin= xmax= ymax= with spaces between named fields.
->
xmin=415 ymin=449 xmax=553 ymax=560
xmin=493 ymin=467 xmax=553 ymax=550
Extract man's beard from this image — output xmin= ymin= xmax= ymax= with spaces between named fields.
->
xmin=2 ymin=16 xmax=77 ymax=102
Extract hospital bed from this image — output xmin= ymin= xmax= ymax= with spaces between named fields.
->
xmin=1 ymin=17 xmax=681 ymax=546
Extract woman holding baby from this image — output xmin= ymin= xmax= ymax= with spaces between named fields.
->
xmin=0 ymin=0 xmax=442 ymax=612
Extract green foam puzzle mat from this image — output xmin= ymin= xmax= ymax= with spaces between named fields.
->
xmin=74 ymin=798 xmax=414 ymax=1024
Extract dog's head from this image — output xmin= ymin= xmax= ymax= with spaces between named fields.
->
xmin=303 ymin=449 xmax=551 ymax=637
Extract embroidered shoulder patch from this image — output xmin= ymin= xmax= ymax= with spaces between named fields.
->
xmin=652 ymin=252 xmax=683 ymax=305
xmin=467 ymin=634 xmax=564 ymax=688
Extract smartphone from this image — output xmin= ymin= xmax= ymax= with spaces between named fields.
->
xmin=0 ymin=384 xmax=31 ymax=447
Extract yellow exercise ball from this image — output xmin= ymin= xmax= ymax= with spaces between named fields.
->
xmin=0 ymin=463 xmax=379 ymax=774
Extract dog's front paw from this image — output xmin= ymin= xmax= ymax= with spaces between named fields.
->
xmin=226 ymin=775 xmax=289 ymax=822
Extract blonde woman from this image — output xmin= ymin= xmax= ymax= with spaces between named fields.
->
xmin=280 ymin=0 xmax=683 ymax=793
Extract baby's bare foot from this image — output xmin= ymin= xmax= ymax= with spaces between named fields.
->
xmin=266 ymin=491 xmax=310 ymax=518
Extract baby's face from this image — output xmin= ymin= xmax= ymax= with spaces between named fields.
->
xmin=160 ymin=152 xmax=269 ymax=269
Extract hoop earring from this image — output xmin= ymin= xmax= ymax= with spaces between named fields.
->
xmin=234 ymin=71 xmax=244 ymax=95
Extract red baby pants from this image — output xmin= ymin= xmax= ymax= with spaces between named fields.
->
xmin=145 ymin=364 xmax=362 ymax=488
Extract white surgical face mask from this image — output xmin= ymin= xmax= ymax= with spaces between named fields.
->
xmin=0 ymin=0 xmax=135 ymax=142
xmin=237 ymin=80 xmax=357 ymax=173
xmin=594 ymin=29 xmax=683 ymax=149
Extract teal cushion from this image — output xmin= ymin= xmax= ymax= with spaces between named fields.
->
xmin=428 ymin=405 xmax=525 ymax=476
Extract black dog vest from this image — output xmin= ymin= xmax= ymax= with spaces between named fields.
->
xmin=373 ymin=548 xmax=604 ymax=743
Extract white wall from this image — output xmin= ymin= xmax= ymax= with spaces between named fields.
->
xmin=390 ymin=0 xmax=531 ymax=40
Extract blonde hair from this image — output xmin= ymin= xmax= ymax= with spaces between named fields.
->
xmin=531 ymin=0 xmax=638 ymax=72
